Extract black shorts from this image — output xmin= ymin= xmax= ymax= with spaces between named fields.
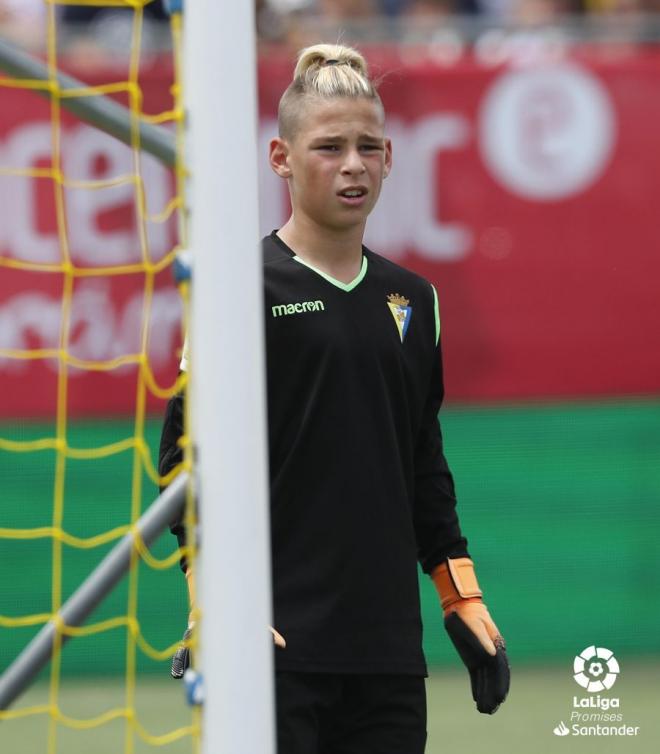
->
xmin=275 ymin=672 xmax=427 ymax=754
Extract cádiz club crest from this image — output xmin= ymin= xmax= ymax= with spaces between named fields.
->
xmin=387 ymin=293 xmax=412 ymax=343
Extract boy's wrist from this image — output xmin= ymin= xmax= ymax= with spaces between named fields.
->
xmin=431 ymin=557 xmax=483 ymax=615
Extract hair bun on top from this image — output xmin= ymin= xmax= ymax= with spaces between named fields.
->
xmin=293 ymin=44 xmax=373 ymax=98
xmin=277 ymin=43 xmax=382 ymax=139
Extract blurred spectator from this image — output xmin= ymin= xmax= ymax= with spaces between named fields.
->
xmin=266 ymin=0 xmax=315 ymax=10
xmin=379 ymin=0 xmax=409 ymax=16
xmin=511 ymin=0 xmax=562 ymax=24
xmin=585 ymin=0 xmax=641 ymax=9
xmin=59 ymin=1 xmax=169 ymax=67
xmin=262 ymin=0 xmax=660 ymax=21
xmin=622 ymin=0 xmax=660 ymax=11
xmin=318 ymin=0 xmax=378 ymax=18
xmin=0 ymin=0 xmax=46 ymax=48
xmin=469 ymin=0 xmax=515 ymax=16
xmin=583 ymin=0 xmax=655 ymax=49
xmin=456 ymin=0 xmax=585 ymax=16
xmin=61 ymin=2 xmax=168 ymax=24
xmin=0 ymin=0 xmax=44 ymax=21
xmin=403 ymin=0 xmax=456 ymax=18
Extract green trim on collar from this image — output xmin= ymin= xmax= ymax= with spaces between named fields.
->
xmin=293 ymin=255 xmax=368 ymax=292
xmin=431 ymin=284 xmax=441 ymax=346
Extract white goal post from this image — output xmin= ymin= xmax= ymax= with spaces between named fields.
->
xmin=183 ymin=3 xmax=275 ymax=754
xmin=0 ymin=4 xmax=274 ymax=749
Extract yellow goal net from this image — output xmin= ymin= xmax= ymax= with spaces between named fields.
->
xmin=0 ymin=2 xmax=196 ymax=752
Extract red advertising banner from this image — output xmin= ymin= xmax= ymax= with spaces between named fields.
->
xmin=1 ymin=50 xmax=659 ymax=417
xmin=0 ymin=66 xmax=180 ymax=418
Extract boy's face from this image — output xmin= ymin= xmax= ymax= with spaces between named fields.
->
xmin=270 ymin=97 xmax=392 ymax=234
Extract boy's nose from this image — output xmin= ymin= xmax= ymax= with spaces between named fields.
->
xmin=341 ymin=149 xmax=366 ymax=174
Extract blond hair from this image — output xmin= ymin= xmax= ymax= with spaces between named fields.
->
xmin=278 ymin=43 xmax=382 ymax=140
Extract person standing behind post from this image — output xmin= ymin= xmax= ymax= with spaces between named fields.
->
xmin=161 ymin=42 xmax=510 ymax=754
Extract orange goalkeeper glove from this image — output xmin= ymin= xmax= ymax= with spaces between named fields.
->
xmin=432 ymin=557 xmax=510 ymax=714
xmin=170 ymin=569 xmax=286 ymax=679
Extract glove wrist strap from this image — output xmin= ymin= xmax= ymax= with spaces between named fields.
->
xmin=432 ymin=557 xmax=483 ymax=614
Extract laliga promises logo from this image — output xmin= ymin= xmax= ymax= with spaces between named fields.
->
xmin=574 ymin=646 xmax=620 ymax=692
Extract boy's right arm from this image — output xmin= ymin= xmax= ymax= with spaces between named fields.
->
xmin=158 ymin=389 xmax=195 ymax=677
xmin=158 ymin=390 xmax=188 ymax=569
xmin=158 ymin=389 xmax=286 ymax=679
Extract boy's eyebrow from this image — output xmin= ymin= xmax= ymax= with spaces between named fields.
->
xmin=309 ymin=135 xmax=344 ymax=142
xmin=309 ymin=133 xmax=384 ymax=143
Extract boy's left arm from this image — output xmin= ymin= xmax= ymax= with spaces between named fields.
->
xmin=414 ymin=337 xmax=510 ymax=714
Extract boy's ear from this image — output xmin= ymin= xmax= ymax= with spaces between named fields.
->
xmin=269 ymin=137 xmax=291 ymax=178
xmin=383 ymin=137 xmax=393 ymax=179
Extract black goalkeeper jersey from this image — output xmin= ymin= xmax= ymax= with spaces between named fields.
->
xmin=160 ymin=231 xmax=469 ymax=676
xmin=263 ymin=232 xmax=467 ymax=675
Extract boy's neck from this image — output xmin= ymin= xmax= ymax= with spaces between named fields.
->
xmin=277 ymin=216 xmax=365 ymax=285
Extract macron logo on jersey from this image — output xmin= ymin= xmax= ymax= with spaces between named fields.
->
xmin=271 ymin=300 xmax=325 ymax=318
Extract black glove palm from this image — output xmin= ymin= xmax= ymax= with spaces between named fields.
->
xmin=445 ymin=610 xmax=510 ymax=714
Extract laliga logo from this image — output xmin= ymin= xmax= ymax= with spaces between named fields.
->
xmin=574 ymin=646 xmax=619 ymax=692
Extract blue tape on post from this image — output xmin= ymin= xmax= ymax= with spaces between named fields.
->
xmin=183 ymin=669 xmax=204 ymax=706
xmin=173 ymin=249 xmax=192 ymax=283
xmin=163 ymin=0 xmax=184 ymax=15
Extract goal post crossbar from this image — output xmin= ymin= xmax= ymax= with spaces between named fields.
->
xmin=0 ymin=471 xmax=188 ymax=712
xmin=0 ymin=35 xmax=175 ymax=168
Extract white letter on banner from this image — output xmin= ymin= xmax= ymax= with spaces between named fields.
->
xmin=479 ymin=63 xmax=616 ymax=201
xmin=139 ymin=148 xmax=172 ymax=262
xmin=0 ymin=292 xmax=61 ymax=371
xmin=5 ymin=123 xmax=60 ymax=263
xmin=408 ymin=115 xmax=472 ymax=261
xmin=143 ymin=288 xmax=183 ymax=369
xmin=68 ymin=280 xmax=117 ymax=363
xmin=0 ymin=139 xmax=7 ymax=252
xmin=64 ymin=125 xmax=136 ymax=265
xmin=116 ymin=288 xmax=182 ymax=369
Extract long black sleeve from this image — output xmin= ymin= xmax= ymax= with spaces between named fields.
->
xmin=413 ymin=338 xmax=469 ymax=574
xmin=158 ymin=389 xmax=188 ymax=569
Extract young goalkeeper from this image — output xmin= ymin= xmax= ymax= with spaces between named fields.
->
xmin=160 ymin=42 xmax=509 ymax=753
